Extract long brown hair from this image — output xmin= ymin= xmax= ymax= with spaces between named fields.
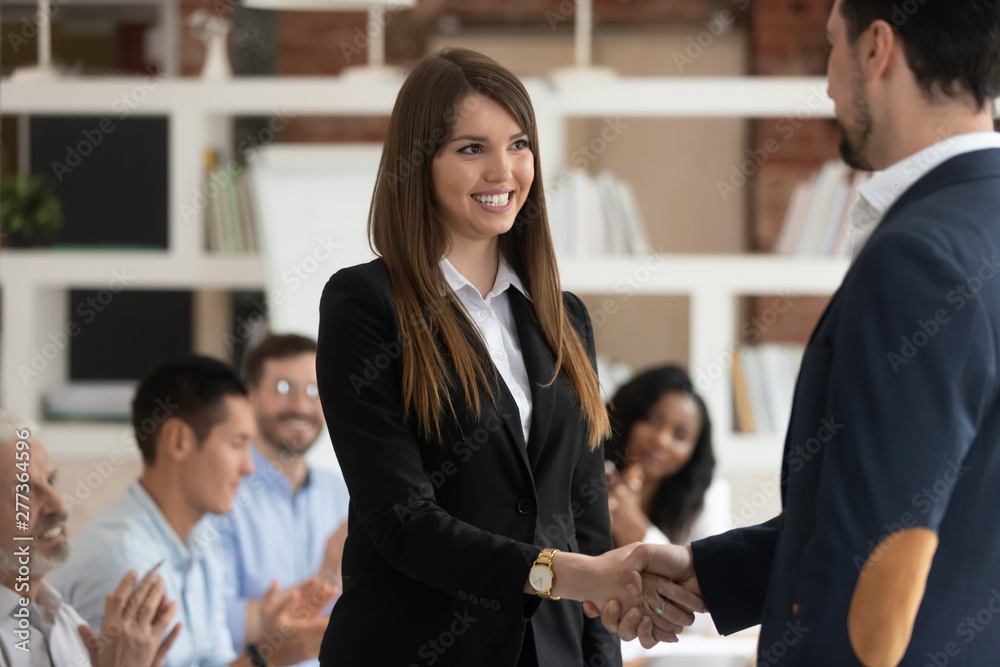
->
xmin=369 ymin=48 xmax=610 ymax=450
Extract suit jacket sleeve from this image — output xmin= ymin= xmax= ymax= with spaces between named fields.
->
xmin=690 ymin=517 xmax=780 ymax=634
xmin=564 ymin=292 xmax=624 ymax=665
xmin=316 ymin=267 xmax=542 ymax=617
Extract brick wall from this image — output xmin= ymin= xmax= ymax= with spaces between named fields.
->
xmin=750 ymin=0 xmax=838 ymax=343
xmin=753 ymin=0 xmax=833 ymax=76
xmin=183 ymin=0 xmax=736 ymax=75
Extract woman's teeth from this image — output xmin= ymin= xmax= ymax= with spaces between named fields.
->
xmin=472 ymin=192 xmax=510 ymax=207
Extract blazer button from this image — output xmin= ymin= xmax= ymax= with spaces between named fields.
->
xmin=517 ymin=498 xmax=535 ymax=515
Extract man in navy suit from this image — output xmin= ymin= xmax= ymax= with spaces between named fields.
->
xmin=591 ymin=1 xmax=1000 ymax=664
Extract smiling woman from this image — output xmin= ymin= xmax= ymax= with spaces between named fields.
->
xmin=313 ymin=48 xmax=691 ymax=667
xmin=604 ymin=365 xmax=724 ymax=547
xmin=431 ymin=94 xmax=535 ymax=257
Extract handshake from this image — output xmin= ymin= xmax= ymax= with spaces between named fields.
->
xmin=547 ymin=542 xmax=706 ymax=648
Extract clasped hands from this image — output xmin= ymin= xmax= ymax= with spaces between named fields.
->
xmin=574 ymin=542 xmax=705 ymax=649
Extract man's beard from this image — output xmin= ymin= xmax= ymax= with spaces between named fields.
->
xmin=838 ymin=71 xmax=875 ymax=172
xmin=0 ymin=512 xmax=71 ymax=577
xmin=258 ymin=412 xmax=321 ymax=459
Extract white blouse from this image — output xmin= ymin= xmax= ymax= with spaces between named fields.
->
xmin=440 ymin=256 xmax=533 ymax=445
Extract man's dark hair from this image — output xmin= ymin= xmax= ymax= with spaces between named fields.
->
xmin=132 ymin=355 xmax=246 ymax=465
xmin=244 ymin=333 xmax=318 ymax=386
xmin=839 ymin=0 xmax=1000 ymax=110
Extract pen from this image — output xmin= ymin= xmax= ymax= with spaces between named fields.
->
xmin=136 ymin=558 xmax=166 ymax=588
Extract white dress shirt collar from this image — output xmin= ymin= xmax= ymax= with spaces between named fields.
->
xmin=0 ymin=579 xmax=91 ymax=666
xmin=128 ymin=481 xmax=214 ymax=563
xmin=440 ymin=255 xmax=528 ymax=302
xmin=0 ymin=581 xmax=21 ymax=620
xmin=850 ymin=132 xmax=1000 ymax=258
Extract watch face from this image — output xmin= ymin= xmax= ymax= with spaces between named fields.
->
xmin=530 ymin=565 xmax=553 ymax=592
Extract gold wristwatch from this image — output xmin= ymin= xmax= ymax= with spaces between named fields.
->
xmin=528 ymin=548 xmax=561 ymax=600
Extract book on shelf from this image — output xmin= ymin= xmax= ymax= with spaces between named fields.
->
xmin=732 ymin=344 xmax=805 ymax=436
xmin=204 ymin=151 xmax=260 ymax=254
xmin=548 ymin=169 xmax=652 ymax=257
xmin=738 ymin=346 xmax=773 ymax=435
xmin=238 ymin=174 xmax=260 ymax=253
xmin=731 ymin=350 xmax=756 ymax=435
xmin=773 ymin=160 xmax=871 ymax=257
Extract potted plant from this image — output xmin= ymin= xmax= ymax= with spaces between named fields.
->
xmin=0 ymin=174 xmax=64 ymax=247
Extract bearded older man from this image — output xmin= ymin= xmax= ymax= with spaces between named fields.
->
xmin=0 ymin=409 xmax=180 ymax=666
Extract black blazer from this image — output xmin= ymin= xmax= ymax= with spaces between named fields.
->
xmin=315 ymin=259 xmax=621 ymax=667
xmin=692 ymin=148 xmax=1000 ymax=665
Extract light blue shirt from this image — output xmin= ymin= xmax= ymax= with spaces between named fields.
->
xmin=213 ymin=445 xmax=350 ymax=666
xmin=50 ymin=482 xmax=237 ymax=667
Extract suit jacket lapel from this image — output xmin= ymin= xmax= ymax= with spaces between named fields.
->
xmin=450 ymin=301 xmax=532 ymax=474
xmin=812 ymin=150 xmax=1000 ymax=342
xmin=508 ymin=289 xmax=556 ymax=469
xmin=494 ymin=373 xmax=531 ymax=471
xmin=880 ymin=148 xmax=1000 ymax=233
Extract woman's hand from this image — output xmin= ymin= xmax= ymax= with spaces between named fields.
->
xmin=607 ymin=464 xmax=651 ymax=547
xmin=545 ymin=543 xmax=643 ymax=608
xmin=545 ymin=542 xmax=696 ymax=626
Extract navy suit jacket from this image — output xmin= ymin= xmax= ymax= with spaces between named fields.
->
xmin=693 ymin=148 xmax=1000 ymax=666
xmin=315 ymin=259 xmax=621 ymax=667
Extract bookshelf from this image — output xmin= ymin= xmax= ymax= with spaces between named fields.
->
xmin=560 ymin=254 xmax=848 ymax=474
xmin=0 ymin=75 xmax=915 ymax=468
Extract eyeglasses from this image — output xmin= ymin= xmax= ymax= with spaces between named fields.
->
xmin=274 ymin=379 xmax=320 ymax=399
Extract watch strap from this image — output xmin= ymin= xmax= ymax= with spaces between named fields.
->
xmin=246 ymin=644 xmax=268 ymax=667
xmin=532 ymin=548 xmax=561 ymax=600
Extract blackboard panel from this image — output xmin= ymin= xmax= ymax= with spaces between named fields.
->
xmin=69 ymin=290 xmax=191 ymax=380
xmin=30 ymin=116 xmax=169 ymax=248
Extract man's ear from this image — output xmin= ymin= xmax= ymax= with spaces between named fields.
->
xmin=158 ymin=417 xmax=197 ymax=463
xmin=860 ymin=19 xmax=899 ymax=83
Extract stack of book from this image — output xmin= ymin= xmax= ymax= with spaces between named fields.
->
xmin=732 ymin=344 xmax=804 ymax=436
xmin=772 ymin=161 xmax=871 ymax=257
xmin=204 ymin=159 xmax=260 ymax=254
xmin=547 ymin=170 xmax=652 ymax=257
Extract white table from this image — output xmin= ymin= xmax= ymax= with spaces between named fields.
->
xmin=621 ymin=631 xmax=758 ymax=667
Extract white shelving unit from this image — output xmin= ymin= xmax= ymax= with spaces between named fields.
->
xmin=1 ymin=75 xmax=859 ymax=468
xmin=559 ymin=254 xmax=848 ymax=473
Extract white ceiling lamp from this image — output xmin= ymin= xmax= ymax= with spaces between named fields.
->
xmin=551 ymin=0 xmax=617 ymax=82
xmin=241 ymin=0 xmax=416 ymax=80
xmin=10 ymin=0 xmax=61 ymax=81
